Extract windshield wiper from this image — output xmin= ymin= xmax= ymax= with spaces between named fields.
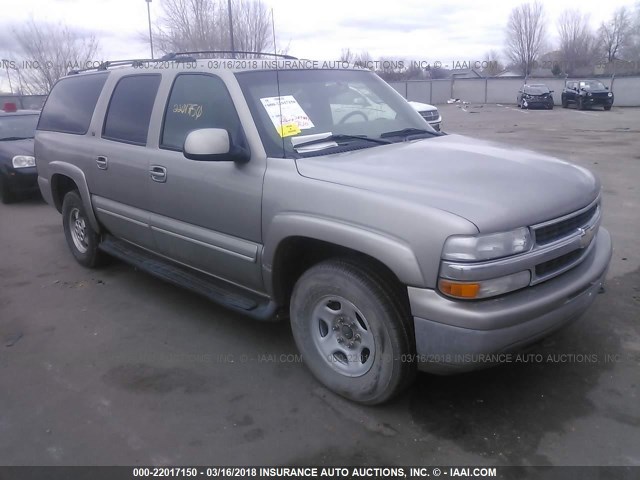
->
xmin=0 ymin=136 xmax=32 ymax=141
xmin=293 ymin=133 xmax=391 ymax=151
xmin=380 ymin=128 xmax=438 ymax=139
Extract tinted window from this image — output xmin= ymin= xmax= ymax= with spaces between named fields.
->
xmin=38 ymin=73 xmax=108 ymax=134
xmin=103 ymin=75 xmax=161 ymax=145
xmin=161 ymin=74 xmax=243 ymax=150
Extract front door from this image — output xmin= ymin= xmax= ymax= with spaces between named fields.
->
xmin=147 ymin=73 xmax=265 ymax=291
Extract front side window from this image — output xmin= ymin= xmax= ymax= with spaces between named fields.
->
xmin=103 ymin=75 xmax=161 ymax=145
xmin=0 ymin=114 xmax=39 ymax=140
xmin=38 ymin=73 xmax=108 ymax=134
xmin=161 ymin=74 xmax=243 ymax=151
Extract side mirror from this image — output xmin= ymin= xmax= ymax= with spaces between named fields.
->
xmin=183 ymin=128 xmax=248 ymax=162
xmin=605 ymin=86 xmax=609 ymax=90
xmin=549 ymin=90 xmax=554 ymax=93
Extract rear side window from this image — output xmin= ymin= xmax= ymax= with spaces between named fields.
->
xmin=38 ymin=73 xmax=108 ymax=134
xmin=103 ymin=75 xmax=161 ymax=145
xmin=161 ymin=74 xmax=243 ymax=150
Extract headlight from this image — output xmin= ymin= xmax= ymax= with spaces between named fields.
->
xmin=12 ymin=155 xmax=36 ymax=168
xmin=442 ymin=227 xmax=532 ymax=262
xmin=587 ymin=92 xmax=592 ymax=96
xmin=608 ymin=92 xmax=613 ymax=97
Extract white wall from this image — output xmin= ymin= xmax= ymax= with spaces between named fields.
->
xmin=389 ymin=76 xmax=639 ymax=106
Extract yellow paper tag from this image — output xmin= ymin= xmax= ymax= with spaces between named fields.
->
xmin=277 ymin=123 xmax=301 ymax=137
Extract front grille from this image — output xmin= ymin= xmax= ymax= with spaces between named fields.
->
xmin=534 ymin=204 xmax=598 ymax=245
xmin=535 ymin=249 xmax=583 ymax=277
xmin=420 ymin=110 xmax=439 ymax=122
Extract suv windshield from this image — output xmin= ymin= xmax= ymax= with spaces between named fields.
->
xmin=580 ymin=80 xmax=606 ymax=90
xmin=236 ymin=69 xmax=431 ymax=157
xmin=0 ymin=114 xmax=39 ymax=140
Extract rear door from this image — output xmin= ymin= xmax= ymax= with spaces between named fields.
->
xmin=88 ymin=74 xmax=161 ymax=249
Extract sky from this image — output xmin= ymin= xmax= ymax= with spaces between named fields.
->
xmin=0 ymin=0 xmax=638 ymax=92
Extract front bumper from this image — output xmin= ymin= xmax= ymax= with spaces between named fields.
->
xmin=1 ymin=166 xmax=38 ymax=192
xmin=585 ymin=96 xmax=613 ymax=106
xmin=409 ymin=228 xmax=612 ymax=373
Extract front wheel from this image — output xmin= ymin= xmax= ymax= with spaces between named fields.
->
xmin=62 ymin=190 xmax=103 ymax=268
xmin=561 ymin=97 xmax=568 ymax=108
xmin=604 ymin=105 xmax=612 ymax=111
xmin=290 ymin=259 xmax=415 ymax=405
xmin=578 ymin=97 xmax=585 ymax=110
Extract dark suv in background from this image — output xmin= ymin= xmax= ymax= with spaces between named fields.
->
xmin=561 ymin=80 xmax=614 ymax=110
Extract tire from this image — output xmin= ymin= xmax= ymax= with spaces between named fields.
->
xmin=0 ymin=175 xmax=14 ymax=204
xmin=290 ymin=258 xmax=415 ymax=405
xmin=604 ymin=105 xmax=612 ymax=111
xmin=62 ymin=190 xmax=103 ymax=268
xmin=578 ymin=97 xmax=585 ymax=110
xmin=561 ymin=97 xmax=568 ymax=108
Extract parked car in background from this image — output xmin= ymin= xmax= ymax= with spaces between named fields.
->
xmin=0 ymin=103 xmax=40 ymax=203
xmin=561 ymin=80 xmax=614 ymax=110
xmin=408 ymin=101 xmax=442 ymax=131
xmin=517 ymin=84 xmax=554 ymax=110
xmin=36 ymin=55 xmax=611 ymax=404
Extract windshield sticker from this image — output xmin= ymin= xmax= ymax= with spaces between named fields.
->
xmin=260 ymin=96 xmax=315 ymax=136
xmin=277 ymin=123 xmax=302 ymax=138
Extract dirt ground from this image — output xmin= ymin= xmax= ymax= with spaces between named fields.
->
xmin=1 ymin=104 xmax=639 ymax=467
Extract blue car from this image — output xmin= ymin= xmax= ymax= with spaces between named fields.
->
xmin=0 ymin=104 xmax=40 ymax=203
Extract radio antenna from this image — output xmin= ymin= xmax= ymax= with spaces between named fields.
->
xmin=271 ymin=8 xmax=285 ymax=157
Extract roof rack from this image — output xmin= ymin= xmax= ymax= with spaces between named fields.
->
xmin=165 ymin=50 xmax=298 ymax=60
xmin=67 ymin=57 xmax=191 ymax=75
xmin=67 ymin=50 xmax=297 ymax=75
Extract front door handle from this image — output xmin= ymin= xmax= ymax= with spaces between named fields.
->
xmin=150 ymin=165 xmax=167 ymax=183
xmin=96 ymin=156 xmax=108 ymax=170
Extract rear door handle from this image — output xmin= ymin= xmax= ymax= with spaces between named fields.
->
xmin=150 ymin=165 xmax=167 ymax=183
xmin=96 ymin=156 xmax=108 ymax=170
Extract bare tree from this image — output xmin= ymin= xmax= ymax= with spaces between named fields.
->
xmin=11 ymin=18 xmax=99 ymax=94
xmin=557 ymin=10 xmax=598 ymax=75
xmin=154 ymin=0 xmax=272 ymax=56
xmin=599 ymin=7 xmax=632 ymax=62
xmin=339 ymin=48 xmax=354 ymax=62
xmin=482 ymin=50 xmax=504 ymax=76
xmin=504 ymin=2 xmax=547 ymax=76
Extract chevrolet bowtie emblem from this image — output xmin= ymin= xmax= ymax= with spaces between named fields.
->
xmin=578 ymin=226 xmax=595 ymax=248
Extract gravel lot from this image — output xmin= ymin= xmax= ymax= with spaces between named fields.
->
xmin=1 ymin=104 xmax=639 ymax=467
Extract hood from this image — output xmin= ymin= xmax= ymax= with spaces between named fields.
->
xmin=0 ymin=138 xmax=34 ymax=161
xmin=408 ymin=101 xmax=437 ymax=112
xmin=295 ymin=134 xmax=599 ymax=232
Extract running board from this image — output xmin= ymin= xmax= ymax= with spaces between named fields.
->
xmin=99 ymin=235 xmax=278 ymax=321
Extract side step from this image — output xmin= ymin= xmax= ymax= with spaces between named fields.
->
xmin=99 ymin=235 xmax=278 ymax=321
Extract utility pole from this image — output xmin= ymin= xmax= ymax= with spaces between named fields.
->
xmin=145 ymin=0 xmax=155 ymax=59
xmin=227 ymin=0 xmax=235 ymax=58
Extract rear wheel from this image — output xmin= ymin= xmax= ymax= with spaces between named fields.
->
xmin=290 ymin=258 xmax=415 ymax=405
xmin=62 ymin=190 xmax=103 ymax=268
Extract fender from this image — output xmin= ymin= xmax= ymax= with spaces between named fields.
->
xmin=48 ymin=161 xmax=101 ymax=233
xmin=262 ymin=213 xmax=425 ymax=295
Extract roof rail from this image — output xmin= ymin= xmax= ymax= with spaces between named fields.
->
xmin=67 ymin=56 xmax=198 ymax=75
xmin=167 ymin=50 xmax=298 ymax=60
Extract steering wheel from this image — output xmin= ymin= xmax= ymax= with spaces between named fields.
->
xmin=339 ymin=111 xmax=368 ymax=124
